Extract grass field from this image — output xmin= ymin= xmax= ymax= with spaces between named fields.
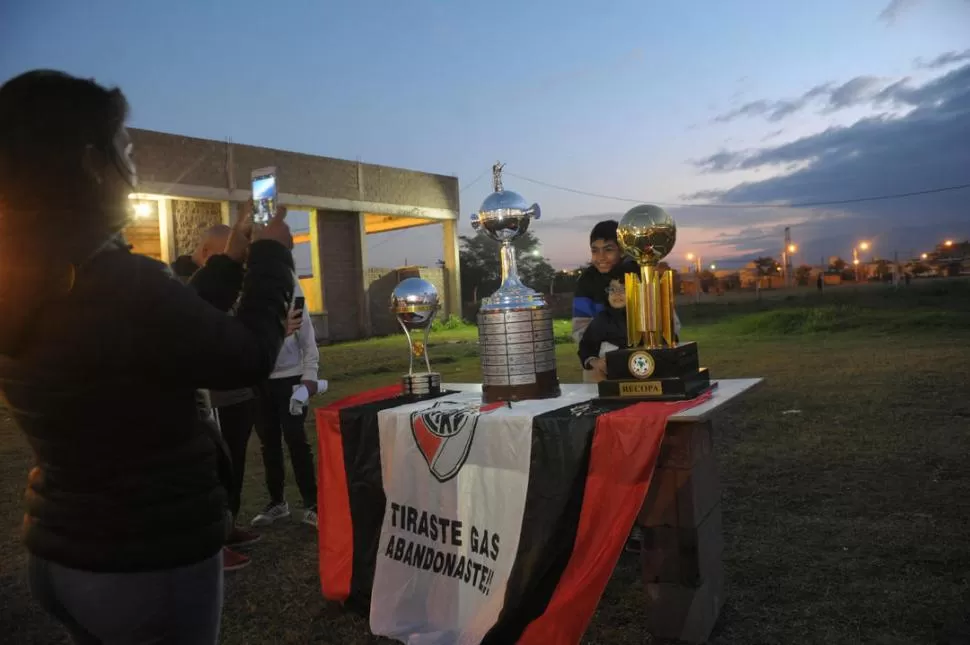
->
xmin=3 ymin=280 xmax=970 ymax=644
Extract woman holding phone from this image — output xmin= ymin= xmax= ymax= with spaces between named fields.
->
xmin=250 ymin=284 xmax=322 ymax=529
xmin=0 ymin=70 xmax=295 ymax=644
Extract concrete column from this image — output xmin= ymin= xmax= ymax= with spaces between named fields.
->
xmin=158 ymin=199 xmax=176 ymax=263
xmin=442 ymin=218 xmax=462 ymax=320
xmin=357 ymin=212 xmax=371 ymax=337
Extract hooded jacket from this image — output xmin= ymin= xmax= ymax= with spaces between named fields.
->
xmin=269 ymin=282 xmax=319 ymax=382
xmin=0 ymin=239 xmax=294 ymax=572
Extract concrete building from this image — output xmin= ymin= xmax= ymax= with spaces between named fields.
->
xmin=124 ymin=128 xmax=461 ymax=341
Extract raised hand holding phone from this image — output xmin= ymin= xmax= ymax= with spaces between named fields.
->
xmin=253 ymin=205 xmax=293 ymax=249
xmin=251 ymin=167 xmax=277 ymax=227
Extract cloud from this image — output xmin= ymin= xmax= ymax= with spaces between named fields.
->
xmin=686 ymin=61 xmax=970 ymax=262
xmin=711 ymin=75 xmax=904 ymax=124
xmin=696 ymin=63 xmax=970 ymax=174
xmin=878 ymin=0 xmax=921 ymax=23
xmin=915 ymin=48 xmax=970 ymax=70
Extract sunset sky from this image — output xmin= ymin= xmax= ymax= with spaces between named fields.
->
xmin=3 ymin=0 xmax=968 ymax=271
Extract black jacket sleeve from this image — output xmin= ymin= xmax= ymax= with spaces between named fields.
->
xmin=188 ymin=255 xmax=245 ymax=313
xmin=135 ymin=240 xmax=295 ymax=390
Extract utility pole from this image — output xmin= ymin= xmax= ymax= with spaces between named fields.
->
xmin=695 ymin=255 xmax=701 ymax=304
xmin=782 ymin=227 xmax=793 ymax=288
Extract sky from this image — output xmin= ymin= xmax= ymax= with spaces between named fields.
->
xmin=2 ymin=0 xmax=969 ymax=271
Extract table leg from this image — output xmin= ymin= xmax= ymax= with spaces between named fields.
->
xmin=636 ymin=419 xmax=725 ymax=643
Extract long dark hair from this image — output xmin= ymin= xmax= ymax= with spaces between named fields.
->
xmin=0 ymin=70 xmax=130 ymax=355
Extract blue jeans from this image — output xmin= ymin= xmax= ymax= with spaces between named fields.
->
xmin=27 ymin=552 xmax=223 ymax=644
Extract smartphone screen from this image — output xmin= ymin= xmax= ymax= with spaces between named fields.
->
xmin=294 ymin=296 xmax=306 ymax=312
xmin=251 ymin=168 xmax=277 ymax=226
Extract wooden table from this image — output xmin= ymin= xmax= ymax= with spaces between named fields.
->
xmin=443 ymin=378 xmax=763 ymax=643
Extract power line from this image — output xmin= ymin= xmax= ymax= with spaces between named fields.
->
xmin=459 ymin=168 xmax=490 ymax=194
xmin=504 ymin=171 xmax=970 ymax=210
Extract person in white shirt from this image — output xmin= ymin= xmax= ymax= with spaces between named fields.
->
xmin=250 ymin=283 xmax=321 ymax=528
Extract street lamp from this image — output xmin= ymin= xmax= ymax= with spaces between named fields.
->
xmin=944 ymin=240 xmax=954 ymax=247
xmin=781 ymin=243 xmax=798 ymax=288
xmin=853 ymin=241 xmax=872 ymax=282
xmin=921 ymin=253 xmax=928 ymax=260
xmin=710 ymin=264 xmax=716 ymax=270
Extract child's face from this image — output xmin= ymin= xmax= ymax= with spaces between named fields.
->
xmin=590 ymin=239 xmax=621 ymax=274
xmin=607 ymin=279 xmax=626 ymax=309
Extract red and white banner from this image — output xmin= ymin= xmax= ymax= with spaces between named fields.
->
xmin=371 ymin=391 xmax=585 ymax=644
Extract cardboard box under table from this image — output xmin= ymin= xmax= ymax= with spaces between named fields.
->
xmin=315 ymin=379 xmax=761 ymax=644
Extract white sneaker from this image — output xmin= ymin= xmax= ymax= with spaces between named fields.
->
xmin=302 ymin=508 xmax=318 ymax=528
xmin=251 ymin=501 xmax=290 ymax=527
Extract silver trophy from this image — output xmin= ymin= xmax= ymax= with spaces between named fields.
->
xmin=471 ymin=162 xmax=560 ymax=403
xmin=390 ymin=277 xmax=442 ymax=397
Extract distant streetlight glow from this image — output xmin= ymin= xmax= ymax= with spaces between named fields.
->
xmin=858 ymin=241 xmax=870 ymax=251
xmin=787 ymin=244 xmax=797 ymax=253
xmin=710 ymin=264 xmax=716 ymax=270
xmin=921 ymin=253 xmax=928 ymax=260
xmin=853 ymin=258 xmax=860 ymax=265
xmin=686 ymin=252 xmax=695 ymax=261
xmin=944 ymin=240 xmax=954 ymax=247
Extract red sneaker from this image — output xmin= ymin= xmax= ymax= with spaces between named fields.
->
xmin=223 ymin=547 xmax=251 ymax=572
xmin=226 ymin=526 xmax=261 ymax=548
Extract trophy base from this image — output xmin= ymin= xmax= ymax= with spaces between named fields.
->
xmin=482 ymin=369 xmax=561 ymax=404
xmin=596 ymin=367 xmax=711 ymax=401
xmin=596 ymin=342 xmax=710 ymax=401
xmin=478 ymin=305 xmax=561 ymax=404
xmin=402 ymin=372 xmax=441 ymax=398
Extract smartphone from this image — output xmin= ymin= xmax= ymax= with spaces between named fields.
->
xmin=294 ymin=296 xmax=305 ymax=312
xmin=251 ymin=166 xmax=278 ymax=226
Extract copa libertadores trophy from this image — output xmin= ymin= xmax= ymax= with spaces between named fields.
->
xmin=390 ymin=277 xmax=442 ymax=397
xmin=471 ymin=162 xmax=561 ymax=404
xmin=597 ymin=205 xmax=712 ymax=400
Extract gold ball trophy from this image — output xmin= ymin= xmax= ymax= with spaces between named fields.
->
xmin=597 ymin=205 xmax=712 ymax=400
xmin=472 ymin=162 xmax=561 ymax=404
xmin=390 ymin=277 xmax=442 ymax=397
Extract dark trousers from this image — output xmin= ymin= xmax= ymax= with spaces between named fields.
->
xmin=216 ymin=399 xmax=256 ymax=519
xmin=28 ymin=552 xmax=223 ymax=645
xmin=254 ymin=375 xmax=317 ymax=509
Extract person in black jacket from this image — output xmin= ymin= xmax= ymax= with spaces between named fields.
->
xmin=171 ymin=224 xmax=231 ymax=284
xmin=571 ymin=220 xmax=630 ymax=348
xmin=0 ymin=70 xmax=295 ymax=644
xmin=173 ymin=223 xmax=302 ymax=573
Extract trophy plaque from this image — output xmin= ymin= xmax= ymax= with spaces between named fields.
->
xmin=390 ymin=277 xmax=442 ymax=397
xmin=597 ymin=205 xmax=712 ymax=400
xmin=471 ymin=163 xmax=561 ymax=404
